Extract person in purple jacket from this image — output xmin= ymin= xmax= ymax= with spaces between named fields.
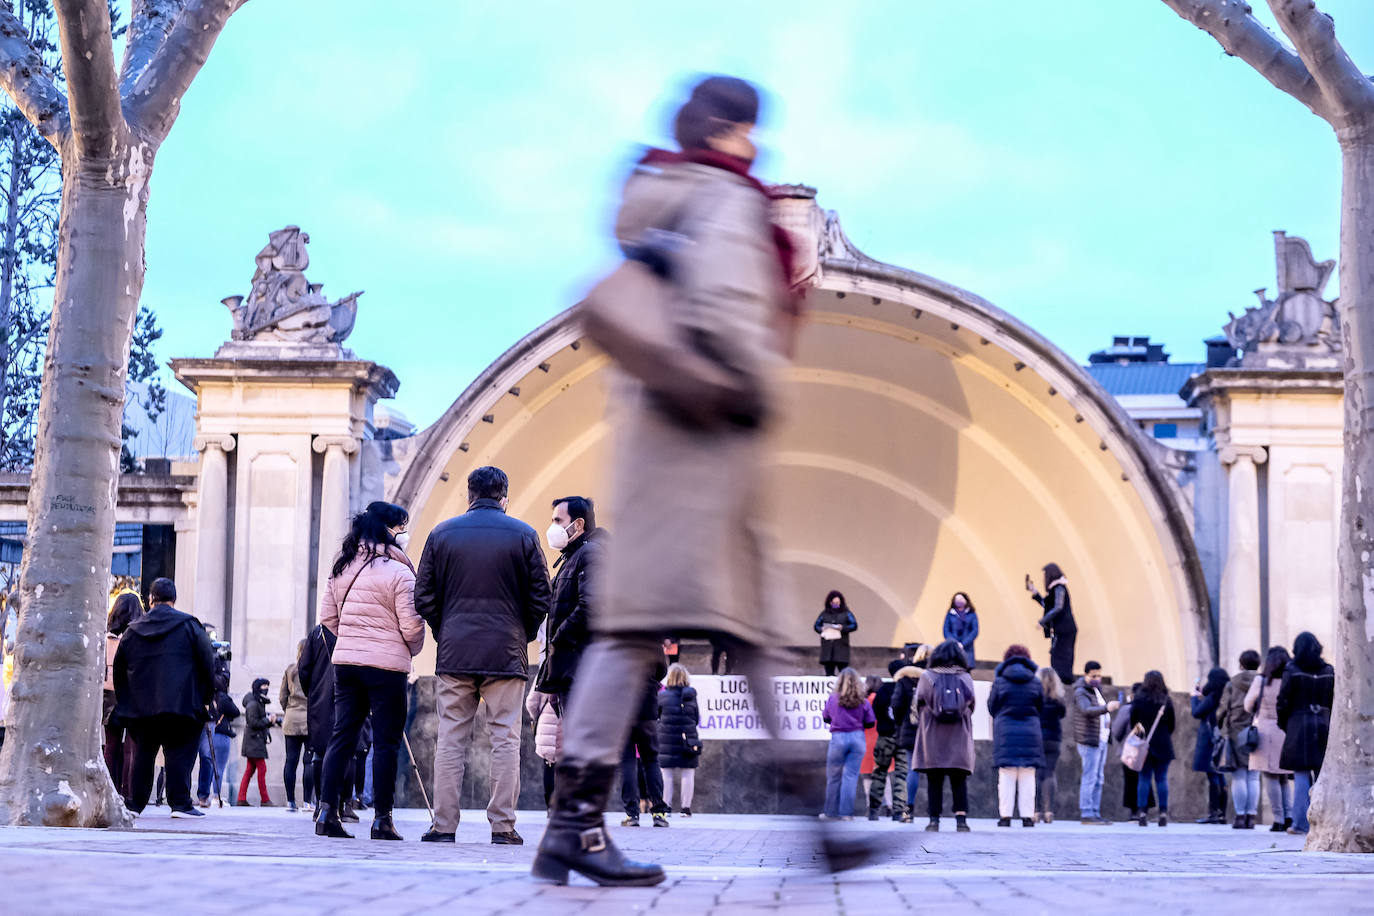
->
xmin=820 ymin=668 xmax=876 ymax=820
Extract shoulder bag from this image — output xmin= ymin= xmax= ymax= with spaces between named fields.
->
xmin=576 ymin=197 xmax=750 ymax=428
xmin=1120 ymin=702 xmax=1166 ymax=772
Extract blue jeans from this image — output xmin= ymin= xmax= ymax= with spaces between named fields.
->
xmin=196 ymin=726 xmax=213 ymax=800
xmin=1137 ymin=757 xmax=1170 ymax=812
xmin=1231 ymin=767 xmax=1261 ymax=816
xmin=907 ymin=767 xmax=919 ymax=811
xmin=363 ymin=745 xmax=375 ymax=806
xmin=1076 ymin=742 xmax=1108 ymax=818
xmin=1292 ymin=769 xmax=1315 ymax=832
xmin=824 ymin=730 xmax=866 ymax=818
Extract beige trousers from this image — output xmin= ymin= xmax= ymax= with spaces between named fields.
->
xmin=432 ymin=674 xmax=525 ymax=833
xmin=998 ymin=765 xmax=1036 ymax=819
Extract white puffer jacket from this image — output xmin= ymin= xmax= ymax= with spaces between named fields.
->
xmin=525 ymin=689 xmax=563 ymax=764
xmin=320 ymin=545 xmax=424 ymax=674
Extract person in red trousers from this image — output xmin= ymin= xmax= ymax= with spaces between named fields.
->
xmin=236 ymin=677 xmax=278 ymax=806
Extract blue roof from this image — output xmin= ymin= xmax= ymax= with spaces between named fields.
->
xmin=1084 ymin=362 xmax=1205 ymax=397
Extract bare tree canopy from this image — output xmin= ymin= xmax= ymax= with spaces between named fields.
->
xmin=1158 ymin=0 xmax=1374 ymax=853
xmin=0 ymin=0 xmax=247 ymax=828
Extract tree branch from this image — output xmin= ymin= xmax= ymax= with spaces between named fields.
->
xmin=124 ymin=0 xmax=244 ymax=143
xmin=1265 ymin=0 xmax=1374 ymax=122
xmin=53 ymin=0 xmax=124 ymax=157
xmin=118 ymin=0 xmax=185 ymax=99
xmin=1158 ymin=0 xmax=1328 ymax=119
xmin=0 ymin=6 xmax=70 ymax=147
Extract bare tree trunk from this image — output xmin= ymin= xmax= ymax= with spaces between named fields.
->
xmin=0 ymin=142 xmax=146 ymax=827
xmin=1156 ymin=0 xmax=1374 ymax=853
xmin=1309 ymin=128 xmax=1374 ymax=853
xmin=0 ymin=0 xmax=244 ymax=827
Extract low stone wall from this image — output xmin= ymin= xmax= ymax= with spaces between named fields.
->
xmin=395 ymin=646 xmax=1218 ymax=823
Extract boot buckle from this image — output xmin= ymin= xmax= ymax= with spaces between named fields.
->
xmin=579 ymin=826 xmax=608 ymax=853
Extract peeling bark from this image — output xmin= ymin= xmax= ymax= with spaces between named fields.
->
xmin=1157 ymin=0 xmax=1374 ymax=852
xmin=0 ymin=0 xmax=246 ymax=828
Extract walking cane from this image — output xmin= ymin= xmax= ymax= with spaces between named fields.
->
xmin=401 ymin=730 xmax=434 ymax=821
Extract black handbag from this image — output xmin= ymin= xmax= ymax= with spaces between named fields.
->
xmin=1211 ymin=729 xmax=1237 ymax=773
xmin=683 ymin=733 xmax=702 ymax=757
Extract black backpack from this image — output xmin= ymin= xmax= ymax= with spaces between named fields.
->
xmin=930 ymin=671 xmax=967 ymax=724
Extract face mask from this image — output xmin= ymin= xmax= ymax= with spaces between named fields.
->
xmin=546 ymin=522 xmax=574 ymax=551
xmin=395 ymin=531 xmax=411 ymax=550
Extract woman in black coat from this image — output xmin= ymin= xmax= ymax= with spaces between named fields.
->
xmin=814 ymin=590 xmax=858 ymax=676
xmin=236 ymin=678 xmax=276 ymax=806
xmin=656 ymin=664 xmax=701 ymax=816
xmin=987 ymin=646 xmax=1045 ymax=826
xmin=1028 ymin=564 xmax=1076 ymax=683
xmin=1129 ymin=670 xmax=1176 ymax=826
xmin=1190 ymin=666 xmax=1231 ymax=824
xmin=1276 ymin=631 xmax=1334 ymax=835
xmin=1035 ymin=666 xmax=1067 ymax=823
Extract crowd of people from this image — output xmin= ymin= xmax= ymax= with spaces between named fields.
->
xmin=818 ymin=634 xmax=1333 ymax=835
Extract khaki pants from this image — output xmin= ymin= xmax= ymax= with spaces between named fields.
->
xmin=433 ymin=674 xmax=525 ymax=833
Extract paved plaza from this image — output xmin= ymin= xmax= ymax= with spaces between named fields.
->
xmin=3 ymin=807 xmax=1372 ymax=915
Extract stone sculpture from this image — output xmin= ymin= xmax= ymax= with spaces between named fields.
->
xmin=1223 ymin=232 xmax=1340 ymax=367
xmin=223 ymin=226 xmax=361 ymax=344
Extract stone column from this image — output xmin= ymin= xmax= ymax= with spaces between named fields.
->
xmin=192 ymin=434 xmax=236 ymax=634
xmin=314 ymin=435 xmax=359 ymax=594
xmin=1219 ymin=445 xmax=1266 ymax=668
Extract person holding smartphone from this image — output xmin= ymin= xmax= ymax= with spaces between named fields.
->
xmin=1026 ymin=565 xmax=1077 ymax=684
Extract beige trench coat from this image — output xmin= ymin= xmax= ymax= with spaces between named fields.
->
xmin=598 ymin=160 xmax=789 ymax=648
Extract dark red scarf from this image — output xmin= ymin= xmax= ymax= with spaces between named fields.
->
xmin=639 ymin=147 xmax=802 ymax=316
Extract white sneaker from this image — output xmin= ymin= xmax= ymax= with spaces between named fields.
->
xmin=170 ymin=807 xmax=206 ymax=818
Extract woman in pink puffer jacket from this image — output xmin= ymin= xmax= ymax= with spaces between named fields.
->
xmin=314 ymin=501 xmax=424 ymax=842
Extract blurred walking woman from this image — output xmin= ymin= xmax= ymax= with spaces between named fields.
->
xmin=314 ymin=501 xmax=424 ymax=841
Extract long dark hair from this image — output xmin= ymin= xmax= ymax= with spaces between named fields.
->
xmin=1262 ymin=646 xmax=1291 ymax=682
xmin=1042 ymin=563 xmax=1065 ymax=591
xmin=1292 ymin=631 xmax=1325 ymax=672
xmin=107 ymin=592 xmax=143 ymax=636
xmin=332 ymin=501 xmax=408 ymax=578
xmin=1139 ymin=669 xmax=1169 ymax=703
xmin=1202 ymin=666 xmax=1229 ymax=698
xmin=674 ymin=76 xmax=760 ymax=151
xmin=929 ymin=638 xmax=969 ymax=670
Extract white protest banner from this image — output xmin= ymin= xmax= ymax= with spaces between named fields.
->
xmin=692 ymin=674 xmax=992 ymax=742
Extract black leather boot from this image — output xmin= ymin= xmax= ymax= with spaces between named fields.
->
xmin=370 ymin=812 xmax=403 ymax=841
xmin=531 ymin=763 xmax=665 ymax=887
xmin=314 ymin=803 xmax=353 ymax=839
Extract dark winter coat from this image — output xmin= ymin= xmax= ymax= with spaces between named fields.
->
xmin=210 ymin=690 xmax=241 ymax=738
xmin=297 ymin=623 xmax=337 ymax=756
xmin=872 ymin=680 xmax=898 ymax=738
xmin=1040 ymin=695 xmax=1067 ymax=763
xmin=1216 ymin=670 xmax=1258 ymax=770
xmin=1033 ymin=584 xmax=1077 ymax=681
xmin=1129 ymin=693 xmax=1176 ymax=763
xmin=891 ymin=665 xmax=922 ymax=750
xmin=240 ymin=690 xmax=273 ymax=759
xmin=1190 ymin=676 xmax=1227 ymax=773
xmin=1277 ymin=639 xmax=1334 ymax=773
xmin=941 ymin=609 xmax=979 ymax=668
xmin=414 ymin=499 xmax=552 ymax=679
xmin=112 ymin=603 xmax=215 ymax=724
xmin=535 ymin=529 xmax=607 ymax=695
xmin=1071 ymin=677 xmax=1112 ymax=747
xmin=813 ymin=606 xmax=857 ymax=666
xmin=657 ymin=684 xmax=701 ymax=769
xmin=988 ymin=656 xmax=1046 ymax=769
xmin=635 ymin=658 xmax=669 ymax=724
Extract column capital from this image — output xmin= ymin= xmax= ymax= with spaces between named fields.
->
xmin=1219 ymin=445 xmax=1267 ymax=467
xmin=193 ymin=434 xmax=236 ymax=454
xmin=312 ymin=434 xmax=359 ymax=456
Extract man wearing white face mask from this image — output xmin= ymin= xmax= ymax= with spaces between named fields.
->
xmin=415 ymin=466 xmax=552 ymax=845
xmin=532 ymin=496 xmax=605 ymax=808
xmin=534 ymin=497 xmax=604 ymax=711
